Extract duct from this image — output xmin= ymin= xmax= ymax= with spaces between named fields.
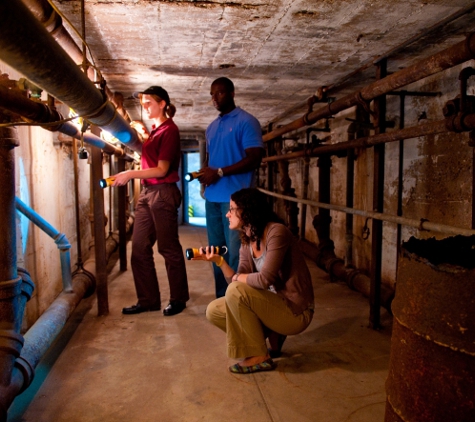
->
xmin=15 ymin=197 xmax=73 ymax=293
xmin=0 ymin=0 xmax=142 ymax=154
xmin=263 ymin=33 xmax=475 ymax=142
xmin=0 ymin=83 xmax=136 ymax=161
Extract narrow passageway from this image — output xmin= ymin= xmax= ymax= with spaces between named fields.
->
xmin=9 ymin=226 xmax=392 ymax=422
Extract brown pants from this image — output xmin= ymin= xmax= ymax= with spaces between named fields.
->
xmin=131 ymin=183 xmax=189 ymax=307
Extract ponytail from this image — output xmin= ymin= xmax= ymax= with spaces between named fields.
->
xmin=165 ymin=103 xmax=176 ymax=118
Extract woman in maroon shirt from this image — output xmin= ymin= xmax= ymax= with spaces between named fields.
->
xmin=113 ymin=86 xmax=189 ymax=316
xmin=193 ymin=188 xmax=314 ymax=373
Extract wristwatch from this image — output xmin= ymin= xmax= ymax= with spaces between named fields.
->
xmin=217 ymin=168 xmax=224 ymax=177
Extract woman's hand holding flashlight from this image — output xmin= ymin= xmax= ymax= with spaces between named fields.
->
xmin=191 ymin=246 xmax=224 ymax=266
xmin=112 ymin=170 xmax=134 ymax=186
xmin=191 ymin=246 xmax=241 ymax=281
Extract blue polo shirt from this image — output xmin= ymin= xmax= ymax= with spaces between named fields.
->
xmin=205 ymin=107 xmax=264 ymax=202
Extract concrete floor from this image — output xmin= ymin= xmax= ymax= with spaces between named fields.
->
xmin=9 ymin=225 xmax=393 ymax=422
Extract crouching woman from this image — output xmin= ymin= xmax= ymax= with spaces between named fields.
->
xmin=194 ymin=188 xmax=314 ymax=374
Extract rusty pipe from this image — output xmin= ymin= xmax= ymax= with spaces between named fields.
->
xmin=264 ymin=119 xmax=449 ymax=163
xmin=0 ymin=0 xmax=142 ymax=153
xmin=263 ymin=33 xmax=475 ymax=142
xmin=297 ymin=217 xmax=393 ymax=313
xmin=0 ymin=125 xmax=26 ymax=422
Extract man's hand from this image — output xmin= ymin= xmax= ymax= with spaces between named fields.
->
xmin=198 ymin=166 xmax=220 ymax=186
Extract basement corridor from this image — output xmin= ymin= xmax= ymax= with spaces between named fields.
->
xmin=8 ymin=225 xmax=392 ymax=422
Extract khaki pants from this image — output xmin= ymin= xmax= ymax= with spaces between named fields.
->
xmin=206 ymin=282 xmax=313 ymax=358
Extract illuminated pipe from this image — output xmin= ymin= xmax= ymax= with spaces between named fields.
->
xmin=0 ymin=84 xmax=135 ymax=161
xmin=0 ymin=1 xmax=142 ymax=153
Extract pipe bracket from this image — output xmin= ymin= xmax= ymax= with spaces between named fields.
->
xmin=418 ymin=218 xmax=430 ymax=231
xmin=0 ymin=278 xmax=22 ymax=300
xmin=353 ymin=92 xmax=374 ymax=116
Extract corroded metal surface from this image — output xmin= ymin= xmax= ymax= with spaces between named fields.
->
xmin=386 ymin=322 xmax=475 ymax=421
xmin=394 ymin=243 xmax=475 ymax=353
xmin=385 ymin=238 xmax=475 ymax=421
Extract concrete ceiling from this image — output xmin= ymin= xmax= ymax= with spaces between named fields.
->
xmin=54 ymin=0 xmax=475 ymax=137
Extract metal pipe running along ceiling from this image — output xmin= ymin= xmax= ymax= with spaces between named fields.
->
xmin=263 ymin=33 xmax=475 ymax=142
xmin=0 ymin=0 xmax=142 ymax=154
xmin=0 ymin=84 xmax=136 ymax=161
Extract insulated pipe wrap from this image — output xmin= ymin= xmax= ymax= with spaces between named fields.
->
xmin=0 ymin=1 xmax=141 ymax=153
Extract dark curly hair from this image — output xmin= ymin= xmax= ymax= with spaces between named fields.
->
xmin=230 ymin=188 xmax=284 ymax=250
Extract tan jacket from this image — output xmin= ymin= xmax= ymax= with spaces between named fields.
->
xmin=236 ymin=222 xmax=314 ymax=315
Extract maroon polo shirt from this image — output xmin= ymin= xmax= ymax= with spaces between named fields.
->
xmin=141 ymin=118 xmax=181 ymax=185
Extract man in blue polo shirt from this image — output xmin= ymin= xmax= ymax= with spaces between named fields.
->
xmin=199 ymin=77 xmax=264 ymax=297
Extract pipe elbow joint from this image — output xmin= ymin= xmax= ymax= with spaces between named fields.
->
xmin=54 ymin=233 xmax=71 ymax=250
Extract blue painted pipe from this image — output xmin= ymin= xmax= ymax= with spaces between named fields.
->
xmin=14 ymin=197 xmax=72 ymax=293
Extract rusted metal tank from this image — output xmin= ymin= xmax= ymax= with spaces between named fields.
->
xmin=385 ymin=235 xmax=475 ymax=422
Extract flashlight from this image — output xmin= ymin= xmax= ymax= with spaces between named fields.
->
xmin=184 ymin=171 xmax=203 ymax=182
xmin=99 ymin=177 xmax=115 ymax=188
xmin=186 ymin=245 xmax=228 ymax=260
